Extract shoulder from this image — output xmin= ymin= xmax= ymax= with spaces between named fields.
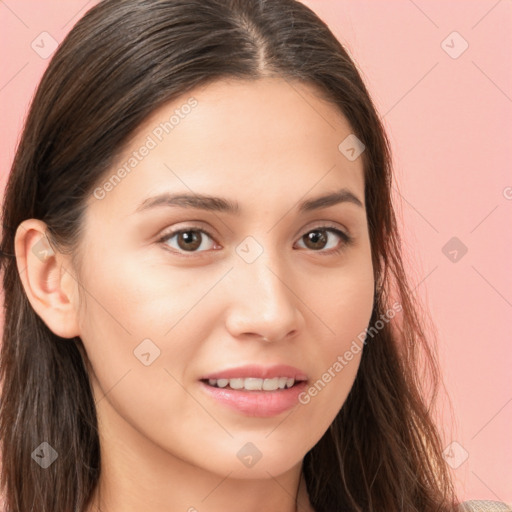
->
xmin=458 ymin=500 xmax=511 ymax=511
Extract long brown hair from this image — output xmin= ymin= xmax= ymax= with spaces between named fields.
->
xmin=0 ymin=0 xmax=460 ymax=510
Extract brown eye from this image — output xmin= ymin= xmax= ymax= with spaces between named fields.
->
xmin=158 ymin=225 xmax=352 ymax=257
xmin=175 ymin=231 xmax=202 ymax=251
xmin=296 ymin=227 xmax=352 ymax=254
xmin=160 ymin=228 xmax=216 ymax=253
xmin=302 ymin=230 xmax=328 ymax=250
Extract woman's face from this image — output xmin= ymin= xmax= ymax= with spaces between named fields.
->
xmin=74 ymin=77 xmax=374 ymax=479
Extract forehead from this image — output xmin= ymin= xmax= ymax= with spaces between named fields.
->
xmin=88 ymin=76 xmax=365 ymax=218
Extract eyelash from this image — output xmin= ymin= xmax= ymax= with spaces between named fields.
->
xmin=157 ymin=224 xmax=354 ymax=258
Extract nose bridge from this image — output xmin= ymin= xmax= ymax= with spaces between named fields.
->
xmin=225 ymin=239 xmax=300 ymax=339
xmin=241 ymin=245 xmax=292 ymax=312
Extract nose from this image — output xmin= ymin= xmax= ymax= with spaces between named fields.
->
xmin=223 ymin=250 xmax=303 ymax=343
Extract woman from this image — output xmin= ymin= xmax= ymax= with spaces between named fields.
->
xmin=0 ymin=0 xmax=508 ymax=511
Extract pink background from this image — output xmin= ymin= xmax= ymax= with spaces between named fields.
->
xmin=1 ymin=0 xmax=510 ymax=505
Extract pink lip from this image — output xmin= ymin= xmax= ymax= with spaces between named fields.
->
xmin=199 ymin=380 xmax=308 ymax=417
xmin=200 ymin=364 xmax=308 ymax=381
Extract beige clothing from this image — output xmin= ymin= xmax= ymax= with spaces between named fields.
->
xmin=459 ymin=501 xmax=511 ymax=511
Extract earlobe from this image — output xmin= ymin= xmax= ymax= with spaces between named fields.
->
xmin=14 ymin=219 xmax=81 ymax=339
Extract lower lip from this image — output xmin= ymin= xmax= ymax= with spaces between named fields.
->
xmin=199 ymin=380 xmax=308 ymax=417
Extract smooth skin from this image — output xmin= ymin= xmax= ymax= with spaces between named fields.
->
xmin=15 ymin=77 xmax=375 ymax=512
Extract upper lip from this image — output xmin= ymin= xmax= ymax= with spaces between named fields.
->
xmin=200 ymin=364 xmax=308 ymax=382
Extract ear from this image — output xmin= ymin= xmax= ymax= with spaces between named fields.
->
xmin=14 ymin=219 xmax=81 ymax=339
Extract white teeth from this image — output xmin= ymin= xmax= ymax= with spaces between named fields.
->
xmin=245 ymin=378 xmax=263 ymax=390
xmin=262 ymin=377 xmax=279 ymax=390
xmin=206 ymin=377 xmax=298 ymax=391
xmin=228 ymin=378 xmax=244 ymax=389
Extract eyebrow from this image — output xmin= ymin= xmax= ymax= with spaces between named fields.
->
xmin=135 ymin=187 xmax=364 ymax=215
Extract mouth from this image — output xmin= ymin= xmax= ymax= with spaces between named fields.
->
xmin=200 ymin=376 xmax=307 ymax=392
xmin=198 ymin=377 xmax=309 ymax=417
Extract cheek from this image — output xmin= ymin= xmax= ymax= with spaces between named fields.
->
xmin=78 ymin=246 xmax=215 ymax=341
xmin=76 ymin=248 xmax=232 ymax=403
xmin=75 ymin=254 xmax=218 ymax=457
xmin=297 ymin=266 xmax=374 ymax=430
xmin=314 ymin=258 xmax=375 ymax=355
